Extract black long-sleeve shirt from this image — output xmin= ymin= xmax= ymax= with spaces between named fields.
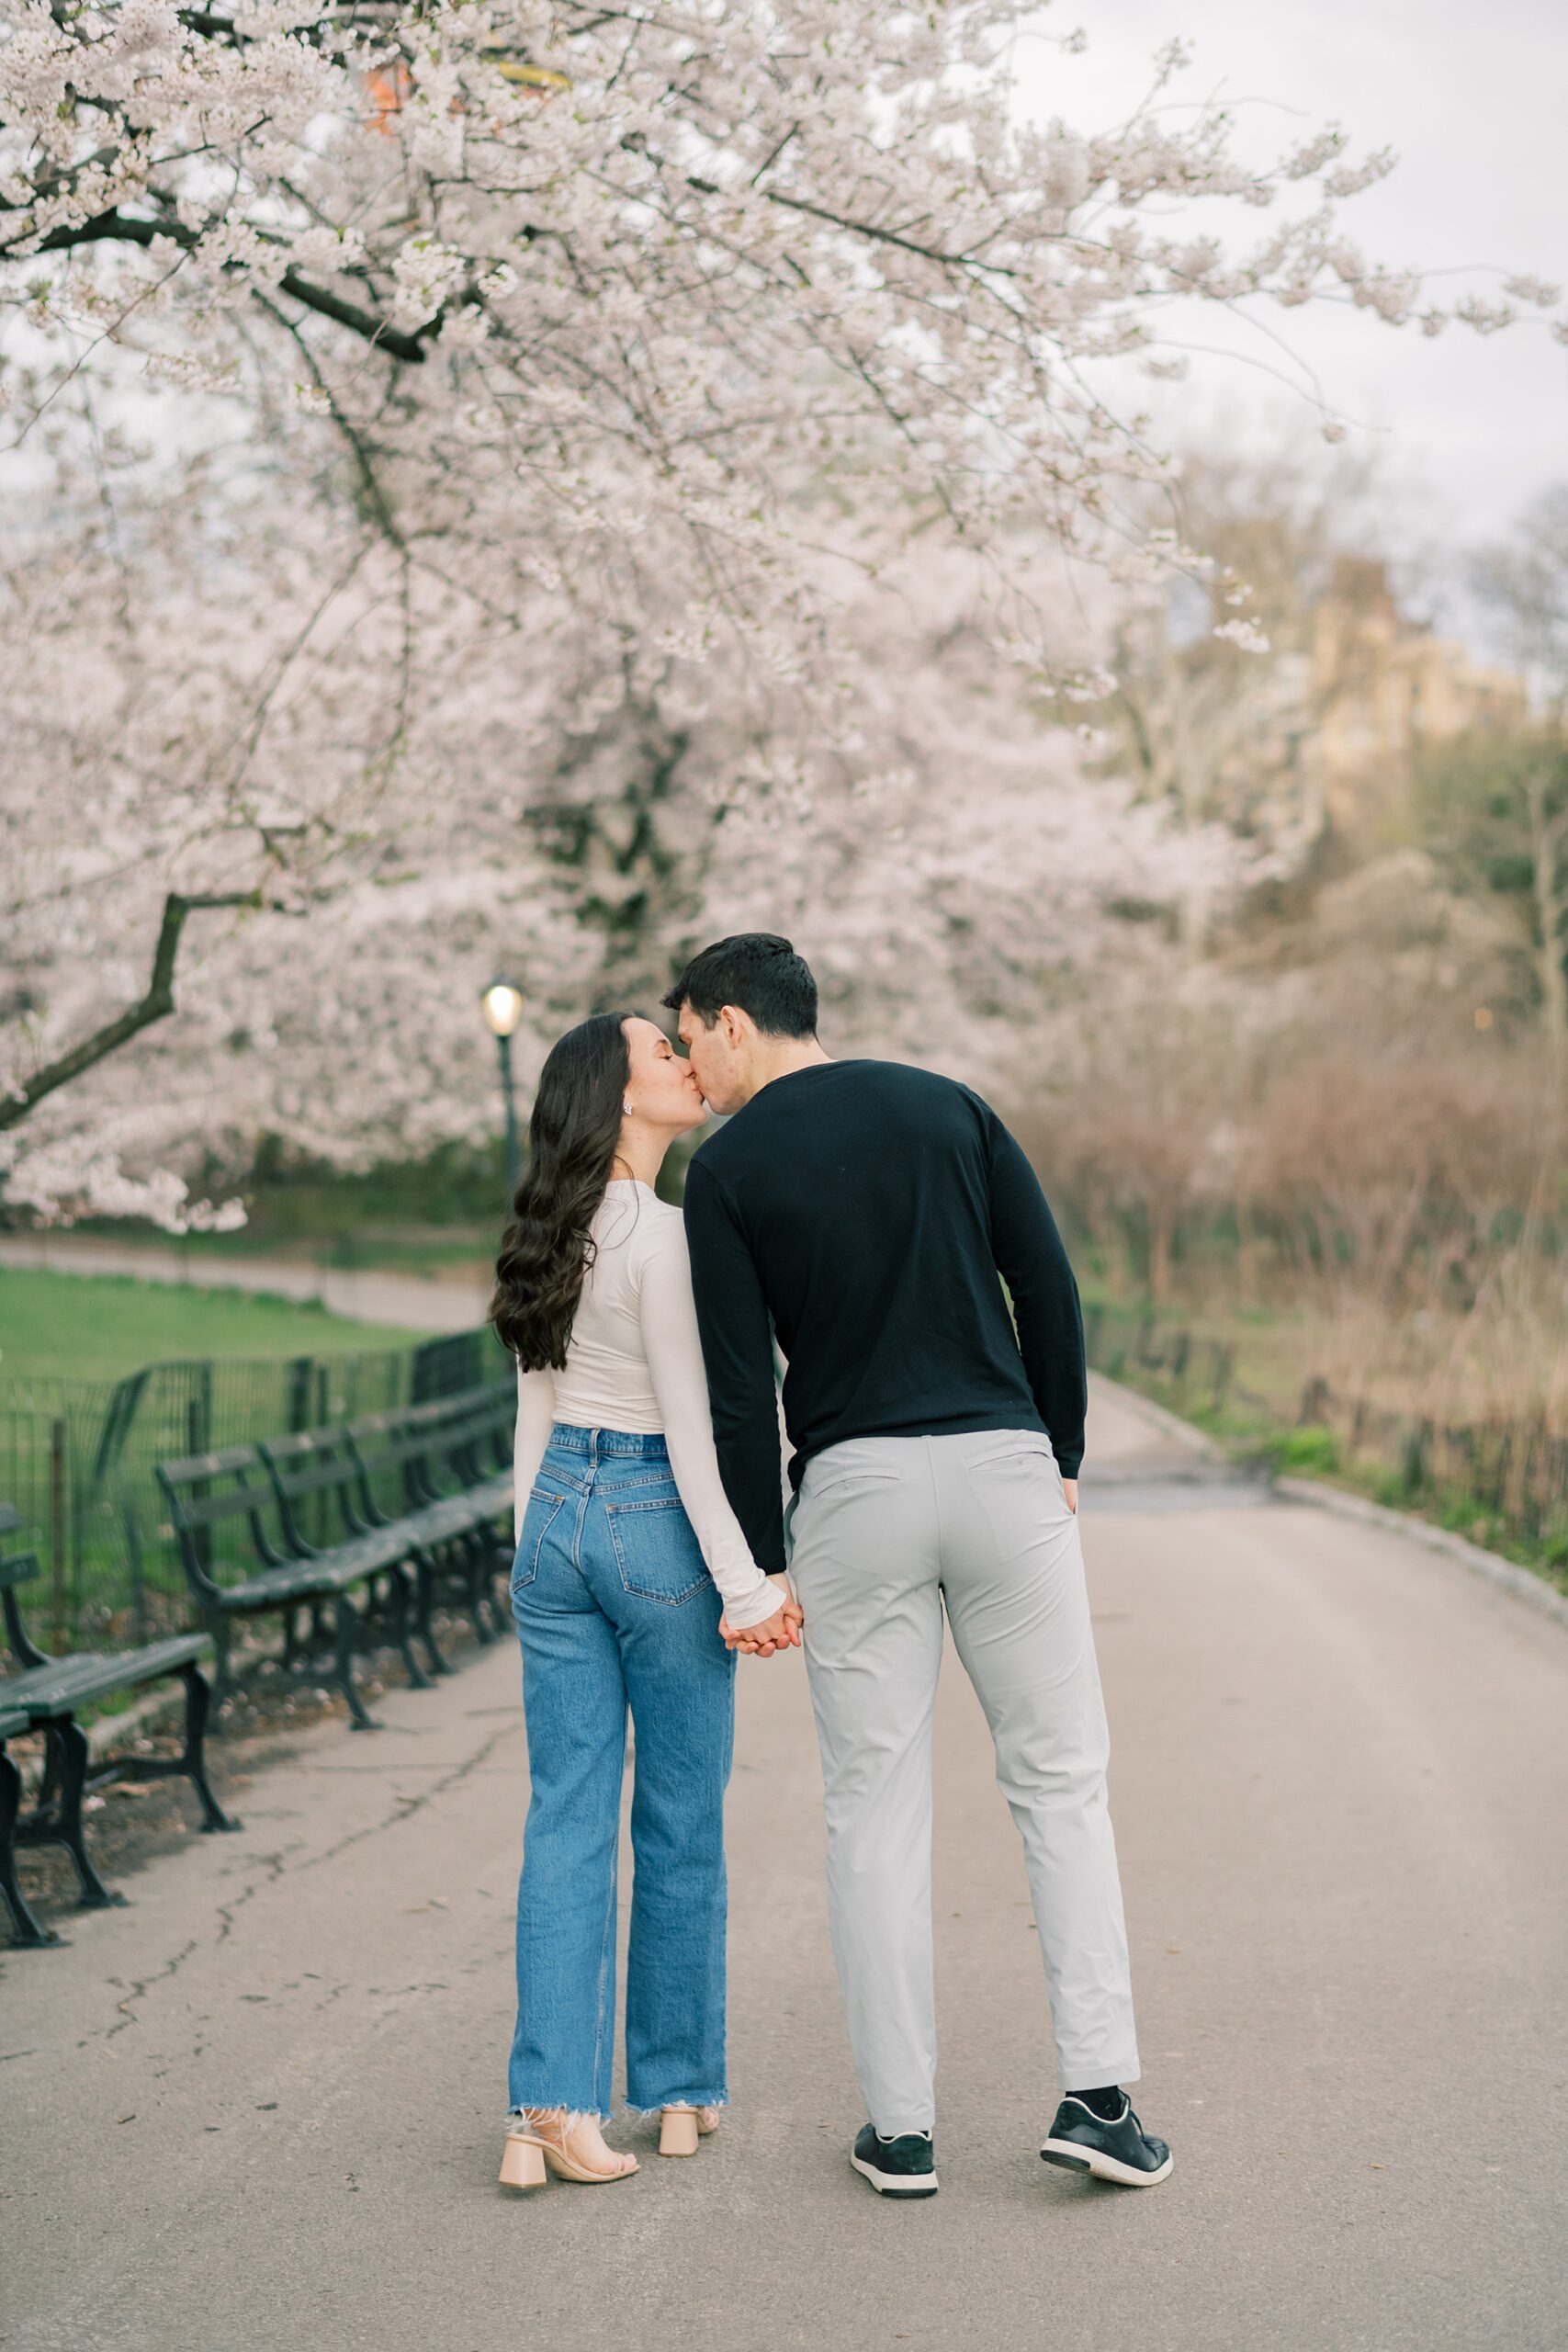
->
xmin=682 ymin=1059 xmax=1087 ymax=1575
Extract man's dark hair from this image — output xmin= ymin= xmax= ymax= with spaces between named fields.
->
xmin=661 ymin=933 xmax=818 ymax=1038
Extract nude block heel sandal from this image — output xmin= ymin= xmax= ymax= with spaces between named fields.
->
xmin=659 ymin=2106 xmax=720 ymax=2158
xmin=499 ymin=2135 xmax=547 ymax=2190
xmin=500 ymin=2111 xmax=638 ymax=2188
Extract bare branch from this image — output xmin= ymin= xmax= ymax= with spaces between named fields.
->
xmin=0 ymin=889 xmax=263 ymax=1131
xmin=17 ymin=209 xmax=434 ymax=365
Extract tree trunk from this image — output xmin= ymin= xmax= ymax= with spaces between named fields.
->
xmin=1235 ymin=1193 xmax=1261 ymax=1309
xmin=1148 ymin=1202 xmax=1175 ymax=1306
xmin=1523 ymin=765 xmax=1568 ymax=1089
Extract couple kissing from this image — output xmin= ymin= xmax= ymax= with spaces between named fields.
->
xmin=489 ymin=933 xmax=1169 ymax=2199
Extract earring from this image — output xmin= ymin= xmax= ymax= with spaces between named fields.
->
xmin=623 ymin=1099 xmax=634 ymax=1116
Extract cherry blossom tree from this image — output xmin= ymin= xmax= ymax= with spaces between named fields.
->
xmin=3 ymin=3 xmax=1561 ymax=1218
xmin=7 ymin=0 xmax=1553 ymax=704
xmin=1 ymin=481 xmax=1256 ymax=1222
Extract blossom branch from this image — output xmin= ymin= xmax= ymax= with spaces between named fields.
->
xmin=0 ymin=890 xmax=263 ymax=1132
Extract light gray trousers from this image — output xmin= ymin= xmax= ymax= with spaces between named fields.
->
xmin=786 ymin=1428 xmax=1139 ymax=2136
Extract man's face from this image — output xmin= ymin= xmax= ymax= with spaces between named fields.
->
xmin=677 ymin=1001 xmax=747 ymax=1115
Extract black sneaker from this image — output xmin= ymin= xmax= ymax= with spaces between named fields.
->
xmin=1040 ymin=2096 xmax=1173 ymax=2187
xmin=851 ymin=2121 xmax=939 ymax=2197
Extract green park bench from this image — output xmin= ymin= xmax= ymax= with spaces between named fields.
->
xmin=342 ymin=1385 xmax=515 ymax=1661
xmin=154 ymin=1386 xmax=514 ymax=1731
xmin=0 ymin=1501 xmax=238 ymax=1951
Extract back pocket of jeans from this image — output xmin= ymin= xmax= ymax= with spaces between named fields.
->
xmin=513 ymin=1487 xmax=568 ymax=1591
xmin=606 ymin=1498 xmax=708 ymax=1605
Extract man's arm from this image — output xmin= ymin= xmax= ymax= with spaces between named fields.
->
xmin=986 ymin=1114 xmax=1088 ymax=1479
xmin=682 ymin=1155 xmax=790 ymax=1576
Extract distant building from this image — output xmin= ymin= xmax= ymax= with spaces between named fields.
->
xmin=1107 ymin=555 xmax=1528 ymax=863
xmin=1303 ymin=560 xmax=1527 ymax=842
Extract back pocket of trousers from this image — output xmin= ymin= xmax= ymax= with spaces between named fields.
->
xmin=513 ymin=1488 xmax=567 ymax=1590
xmin=606 ymin=1498 xmax=708 ymax=1605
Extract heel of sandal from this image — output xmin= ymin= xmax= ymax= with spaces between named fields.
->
xmin=660 ymin=2109 xmax=701 ymax=2158
xmin=500 ymin=2135 xmax=547 ymax=2189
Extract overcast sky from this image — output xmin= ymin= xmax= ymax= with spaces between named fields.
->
xmin=1009 ymin=1 xmax=1566 ymax=637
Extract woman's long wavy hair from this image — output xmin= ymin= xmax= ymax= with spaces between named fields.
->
xmin=490 ymin=1012 xmax=633 ymax=1369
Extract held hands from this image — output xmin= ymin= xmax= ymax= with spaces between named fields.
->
xmin=719 ymin=1573 xmax=804 ymax=1659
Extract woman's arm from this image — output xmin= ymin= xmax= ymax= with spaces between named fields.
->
xmin=513 ymin=1362 xmax=557 ymax=1546
xmin=638 ymin=1225 xmax=786 ymax=1634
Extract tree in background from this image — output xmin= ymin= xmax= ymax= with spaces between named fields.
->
xmin=2 ymin=488 xmax=1256 ymax=1224
xmin=1098 ymin=446 xmax=1380 ymax=865
xmin=1418 ymin=734 xmax=1568 ymax=1071
xmin=1417 ymin=488 xmax=1568 ymax=1083
xmin=6 ymin=0 xmax=1527 ymax=671
xmin=4 ymin=6 xmax=1559 ymax=1219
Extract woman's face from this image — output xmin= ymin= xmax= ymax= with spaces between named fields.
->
xmin=622 ymin=1016 xmax=706 ymax=1136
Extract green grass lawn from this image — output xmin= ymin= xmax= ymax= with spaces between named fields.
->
xmin=0 ymin=1268 xmax=431 ymax=1385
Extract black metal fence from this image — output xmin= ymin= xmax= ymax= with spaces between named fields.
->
xmin=0 ymin=1328 xmax=507 ymax=1651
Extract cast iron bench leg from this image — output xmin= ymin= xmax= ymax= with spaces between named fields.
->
xmin=413 ymin=1549 xmax=453 ymax=1678
xmin=0 ymin=1748 xmax=60 ymax=1948
xmin=209 ymin=1613 xmax=237 ymax=1713
xmin=389 ymin=1565 xmax=434 ymax=1691
xmin=100 ymin=1665 xmax=243 ymax=1834
xmin=172 ymin=1664 xmax=242 ymax=1833
xmin=51 ymin=1721 xmax=127 ymax=1910
xmin=462 ymin=1531 xmax=494 ymax=1646
xmin=334 ymin=1592 xmax=379 ymax=1731
xmin=487 ymin=1533 xmax=512 ymax=1640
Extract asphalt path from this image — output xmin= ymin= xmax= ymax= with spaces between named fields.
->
xmin=4 ymin=1381 xmax=1565 ymax=2351
xmin=0 ymin=1233 xmax=491 ymax=1334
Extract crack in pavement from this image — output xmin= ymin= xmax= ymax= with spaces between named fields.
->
xmin=70 ymin=1725 xmax=508 ymax=2048
xmin=214 ymin=1847 xmax=294 ymax=1944
xmin=105 ymin=1939 xmax=200 ymax=2039
xmin=298 ymin=1723 xmax=512 ymax=1876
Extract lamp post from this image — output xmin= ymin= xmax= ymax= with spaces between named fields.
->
xmin=482 ymin=979 xmax=525 ymax=1204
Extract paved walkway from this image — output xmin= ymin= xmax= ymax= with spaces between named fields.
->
xmin=0 ymin=1232 xmax=490 ymax=1334
xmin=5 ymin=1383 xmax=1565 ymax=2351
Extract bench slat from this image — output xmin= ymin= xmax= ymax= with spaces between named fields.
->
xmin=159 ymin=1483 xmax=277 ymax=1534
xmin=4 ymin=1633 xmax=211 ymax=1719
xmin=154 ymin=1442 xmax=268 ymax=1487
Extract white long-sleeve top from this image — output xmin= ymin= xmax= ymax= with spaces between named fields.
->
xmin=512 ymin=1181 xmax=782 ymax=1632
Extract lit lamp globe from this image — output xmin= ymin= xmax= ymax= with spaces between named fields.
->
xmin=482 ymin=980 xmax=526 ymax=1201
xmin=482 ymin=981 xmax=525 ymax=1039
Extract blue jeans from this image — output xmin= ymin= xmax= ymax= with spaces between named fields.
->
xmin=507 ymin=1425 xmax=736 ymax=2119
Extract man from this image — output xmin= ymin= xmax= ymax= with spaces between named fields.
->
xmin=664 ymin=933 xmax=1170 ymax=2199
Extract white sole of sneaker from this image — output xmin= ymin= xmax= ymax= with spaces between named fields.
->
xmin=1040 ymin=2138 xmax=1174 ymax=2188
xmin=850 ymin=2152 xmax=940 ymax=2197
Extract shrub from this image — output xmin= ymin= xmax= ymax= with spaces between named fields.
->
xmin=1272 ymin=1425 xmax=1340 ymax=1476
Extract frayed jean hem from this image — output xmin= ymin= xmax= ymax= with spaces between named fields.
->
xmin=624 ymin=2092 xmax=728 ymax=2116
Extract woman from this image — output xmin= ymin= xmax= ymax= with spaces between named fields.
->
xmin=490 ymin=1011 xmax=796 ymax=2191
